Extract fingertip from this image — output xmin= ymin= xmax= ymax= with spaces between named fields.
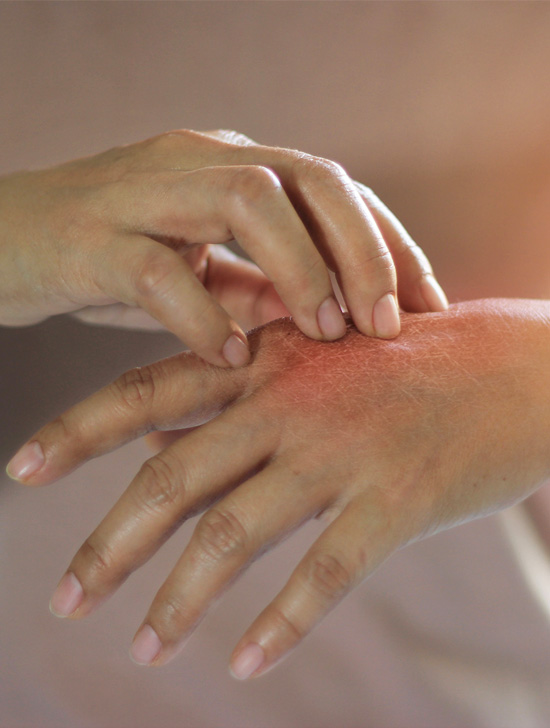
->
xmin=130 ymin=624 xmax=163 ymax=667
xmin=372 ymin=293 xmax=401 ymax=339
xmin=49 ymin=572 xmax=84 ymax=618
xmin=222 ymin=332 xmax=251 ymax=368
xmin=317 ymin=296 xmax=347 ymax=341
xmin=230 ymin=642 xmax=266 ymax=680
xmin=6 ymin=441 xmax=45 ymax=483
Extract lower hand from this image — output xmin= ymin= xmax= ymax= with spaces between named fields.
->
xmin=12 ymin=300 xmax=548 ymax=678
xmin=0 ymin=129 xmax=447 ymax=367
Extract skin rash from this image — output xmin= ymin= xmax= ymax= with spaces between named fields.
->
xmin=10 ymin=298 xmax=550 ymax=675
xmin=238 ymin=303 xmax=550 ymax=525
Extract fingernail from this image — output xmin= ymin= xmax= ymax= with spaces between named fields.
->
xmin=420 ymin=274 xmax=449 ymax=312
xmin=372 ymin=293 xmax=400 ymax=338
xmin=230 ymin=642 xmax=265 ymax=680
xmin=130 ymin=625 xmax=162 ymax=666
xmin=223 ymin=333 xmax=250 ymax=368
xmin=6 ymin=441 xmax=45 ymax=482
xmin=317 ymin=296 xmax=347 ymax=340
xmin=50 ymin=572 xmax=83 ymax=618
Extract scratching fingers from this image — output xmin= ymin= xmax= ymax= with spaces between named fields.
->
xmin=354 ymin=182 xmax=448 ymax=314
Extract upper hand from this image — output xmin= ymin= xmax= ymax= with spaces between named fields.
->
xmin=11 ymin=302 xmax=542 ymax=679
xmin=0 ymin=129 xmax=447 ymax=367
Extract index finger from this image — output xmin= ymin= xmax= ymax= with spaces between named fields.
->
xmin=5 ymin=351 xmax=244 ymax=486
xmin=225 ymin=146 xmax=401 ymax=338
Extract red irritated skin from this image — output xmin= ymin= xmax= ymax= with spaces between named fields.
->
xmin=7 ymin=299 xmax=550 ymax=678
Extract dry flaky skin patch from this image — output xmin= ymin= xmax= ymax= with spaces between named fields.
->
xmin=223 ymin=300 xmax=550 ymax=544
xmin=22 ymin=298 xmax=550 ymax=673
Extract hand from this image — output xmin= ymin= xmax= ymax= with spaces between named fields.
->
xmin=0 ymin=129 xmax=447 ymax=367
xmin=12 ymin=301 xmax=543 ymax=679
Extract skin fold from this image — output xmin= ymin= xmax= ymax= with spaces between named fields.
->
xmin=0 ymin=129 xmax=448 ymax=369
xmin=8 ymin=298 xmax=550 ymax=678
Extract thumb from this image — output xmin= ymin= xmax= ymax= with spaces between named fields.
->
xmin=205 ymin=247 xmax=290 ymax=330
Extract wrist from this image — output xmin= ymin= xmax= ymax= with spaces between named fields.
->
xmin=427 ymin=298 xmax=550 ymax=519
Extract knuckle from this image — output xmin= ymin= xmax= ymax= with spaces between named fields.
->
xmin=208 ymin=129 xmax=254 ymax=146
xmin=268 ymin=605 xmax=303 ymax=643
xmin=395 ymin=240 xmax=433 ymax=275
xmin=134 ymin=249 xmax=178 ymax=300
xmin=195 ymin=508 xmax=249 ymax=562
xmin=292 ymin=154 xmax=348 ymax=185
xmin=314 ymin=158 xmax=347 ymax=180
xmin=113 ymin=366 xmax=156 ymax=411
xmin=364 ymin=246 xmax=396 ymax=277
xmin=79 ymin=534 xmax=116 ymax=581
xmin=355 ymin=181 xmax=375 ymax=199
xmin=149 ymin=129 xmax=193 ymax=150
xmin=135 ymin=455 xmax=184 ymax=514
xmin=44 ymin=414 xmax=88 ymax=461
xmin=154 ymin=591 xmax=195 ymax=634
xmin=225 ymin=165 xmax=282 ymax=211
xmin=48 ymin=413 xmax=73 ymax=444
xmin=302 ymin=552 xmax=354 ymax=600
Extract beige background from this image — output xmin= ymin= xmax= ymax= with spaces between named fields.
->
xmin=2 ymin=3 xmax=550 ymax=727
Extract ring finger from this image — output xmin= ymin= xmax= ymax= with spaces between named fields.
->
xmin=129 ymin=457 xmax=331 ymax=667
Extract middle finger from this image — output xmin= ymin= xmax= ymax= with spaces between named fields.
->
xmin=129 ymin=457 xmax=330 ymax=667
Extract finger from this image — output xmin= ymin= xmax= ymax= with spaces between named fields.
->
xmin=128 ymin=460 xmax=328 ymax=667
xmin=229 ymin=497 xmax=401 ymax=680
xmin=210 ymin=167 xmax=345 ymax=341
xmin=355 ymin=182 xmax=449 ymax=314
xmin=72 ymin=246 xmax=290 ymax=332
xmin=201 ymin=143 xmax=401 ymax=337
xmin=205 ymin=247 xmax=290 ymax=330
xmin=131 ymin=134 xmax=394 ymax=338
xmin=48 ymin=403 xmax=278 ymax=620
xmin=144 ymin=429 xmax=190 ymax=453
xmin=103 ymin=166 xmax=346 ymax=343
xmin=96 ymin=233 xmax=251 ymax=368
xmin=280 ymin=159 xmax=400 ymax=338
xmin=72 ymin=303 xmax=166 ymax=330
xmin=6 ymin=351 xmax=244 ymax=486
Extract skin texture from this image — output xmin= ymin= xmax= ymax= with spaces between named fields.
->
xmin=8 ymin=299 xmax=550 ymax=677
xmin=0 ymin=128 xmax=447 ymax=368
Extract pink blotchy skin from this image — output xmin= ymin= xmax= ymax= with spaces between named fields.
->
xmin=13 ymin=300 xmax=550 ymax=676
xmin=236 ymin=306 xmax=549 ymax=527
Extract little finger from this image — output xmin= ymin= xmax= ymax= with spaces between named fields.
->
xmin=6 ymin=351 xmax=244 ymax=486
xmin=355 ymin=182 xmax=448 ymax=314
xmin=229 ymin=497 xmax=401 ymax=679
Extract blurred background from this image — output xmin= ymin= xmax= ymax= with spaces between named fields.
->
xmin=2 ymin=4 xmax=550 ymax=727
